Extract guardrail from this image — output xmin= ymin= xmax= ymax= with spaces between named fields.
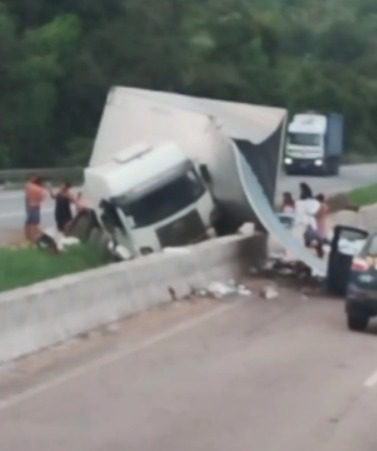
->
xmin=0 ymin=168 xmax=84 ymax=187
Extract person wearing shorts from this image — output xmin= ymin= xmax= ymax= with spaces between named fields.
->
xmin=24 ymin=177 xmax=46 ymax=242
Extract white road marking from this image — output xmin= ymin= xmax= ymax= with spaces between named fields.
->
xmin=0 ymin=302 xmax=239 ymax=412
xmin=364 ymin=369 xmax=377 ymax=388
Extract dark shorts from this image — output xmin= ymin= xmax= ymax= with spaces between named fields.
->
xmin=26 ymin=206 xmax=41 ymax=226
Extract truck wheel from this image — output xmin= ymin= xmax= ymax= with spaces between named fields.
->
xmin=332 ymin=162 xmax=340 ymax=176
xmin=328 ymin=159 xmax=340 ymax=176
xmin=322 ymin=161 xmax=331 ymax=176
xmin=285 ymin=167 xmax=295 ymax=176
xmin=347 ymin=312 xmax=369 ymax=332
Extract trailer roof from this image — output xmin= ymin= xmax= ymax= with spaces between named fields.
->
xmin=118 ymin=87 xmax=286 ymax=144
xmin=91 ymin=86 xmax=287 ymax=166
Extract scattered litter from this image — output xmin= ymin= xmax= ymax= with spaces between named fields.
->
xmin=36 ymin=233 xmax=59 ymax=254
xmin=261 ymin=286 xmax=279 ymax=300
xmin=238 ymin=223 xmax=255 ymax=236
xmin=107 ymin=242 xmax=132 ymax=261
xmin=207 ymin=281 xmax=236 ymax=298
xmin=237 ymin=285 xmax=253 ymax=296
xmin=40 ymin=228 xmax=81 ymax=252
xmin=194 ymin=280 xmax=253 ymax=299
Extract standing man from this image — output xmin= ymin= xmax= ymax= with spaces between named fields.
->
xmin=24 ymin=176 xmax=46 ymax=242
xmin=50 ymin=182 xmax=75 ymax=234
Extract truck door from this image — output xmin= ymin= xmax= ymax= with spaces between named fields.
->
xmin=327 ymin=226 xmax=369 ymax=296
xmin=100 ymin=200 xmax=136 ymax=258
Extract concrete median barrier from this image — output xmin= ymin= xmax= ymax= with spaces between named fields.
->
xmin=0 ymin=233 xmax=266 ymax=364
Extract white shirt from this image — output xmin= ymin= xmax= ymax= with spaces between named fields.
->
xmin=295 ymin=199 xmax=320 ymax=230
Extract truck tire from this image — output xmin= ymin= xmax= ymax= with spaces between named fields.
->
xmin=347 ymin=312 xmax=369 ymax=332
xmin=332 ymin=161 xmax=340 ymax=176
xmin=327 ymin=158 xmax=340 ymax=176
xmin=285 ymin=166 xmax=295 ymax=176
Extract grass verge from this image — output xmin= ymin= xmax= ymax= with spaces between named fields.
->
xmin=0 ymin=245 xmax=107 ymax=294
xmin=348 ymin=183 xmax=377 ymax=208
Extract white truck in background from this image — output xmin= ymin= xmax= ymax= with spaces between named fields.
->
xmin=83 ymin=142 xmax=216 ymax=259
xmin=284 ymin=112 xmax=344 ymax=175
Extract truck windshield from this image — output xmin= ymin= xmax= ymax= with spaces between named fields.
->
xmin=114 ymin=169 xmax=205 ymax=228
xmin=289 ymin=133 xmax=321 ymax=146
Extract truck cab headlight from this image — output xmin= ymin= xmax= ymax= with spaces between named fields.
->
xmin=284 ymin=158 xmax=293 ymax=165
xmin=314 ymin=159 xmax=323 ymax=166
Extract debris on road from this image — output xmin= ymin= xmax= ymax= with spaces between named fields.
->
xmin=38 ymin=228 xmax=81 ymax=253
xmin=207 ymin=281 xmax=237 ymax=298
xmin=193 ymin=280 xmax=253 ymax=299
xmin=107 ymin=242 xmax=132 ymax=261
xmin=261 ymin=286 xmax=279 ymax=300
xmin=238 ymin=223 xmax=255 ymax=236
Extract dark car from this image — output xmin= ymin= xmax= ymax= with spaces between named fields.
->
xmin=346 ymin=233 xmax=377 ymax=331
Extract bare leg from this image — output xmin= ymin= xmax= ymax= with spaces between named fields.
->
xmin=30 ymin=225 xmax=42 ymax=243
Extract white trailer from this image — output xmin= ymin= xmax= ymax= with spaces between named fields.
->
xmin=84 ymin=87 xmax=326 ymax=275
xmin=89 ymin=86 xmax=287 ymax=233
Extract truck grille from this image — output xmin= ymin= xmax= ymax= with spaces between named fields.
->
xmin=157 ymin=211 xmax=207 ymax=248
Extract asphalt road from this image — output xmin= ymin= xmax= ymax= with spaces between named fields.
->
xmin=278 ymin=163 xmax=377 ymax=199
xmin=0 ymin=164 xmax=376 ymax=245
xmin=1 ymin=286 xmax=377 ymax=450
xmin=0 ymin=190 xmax=54 ymax=245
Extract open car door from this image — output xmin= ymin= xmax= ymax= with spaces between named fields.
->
xmin=327 ymin=225 xmax=369 ymax=296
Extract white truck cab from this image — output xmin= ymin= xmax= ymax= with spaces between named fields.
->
xmin=285 ymin=112 xmax=344 ymax=175
xmin=84 ymin=142 xmax=215 ymax=258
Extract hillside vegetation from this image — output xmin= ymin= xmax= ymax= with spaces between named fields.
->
xmin=0 ymin=0 xmax=376 ymax=168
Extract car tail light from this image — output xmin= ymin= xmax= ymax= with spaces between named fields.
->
xmin=352 ymin=258 xmax=370 ymax=272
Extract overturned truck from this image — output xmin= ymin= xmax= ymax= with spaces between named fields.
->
xmin=77 ymin=87 xmax=326 ymax=276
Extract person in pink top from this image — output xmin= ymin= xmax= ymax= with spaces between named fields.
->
xmin=75 ymin=192 xmax=87 ymax=213
xmin=281 ymin=192 xmax=295 ymax=214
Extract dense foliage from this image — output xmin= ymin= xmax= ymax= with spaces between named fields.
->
xmin=0 ymin=0 xmax=376 ymax=168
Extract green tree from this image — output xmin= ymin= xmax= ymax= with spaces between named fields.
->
xmin=0 ymin=0 xmax=376 ymax=167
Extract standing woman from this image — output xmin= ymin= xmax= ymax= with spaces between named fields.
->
xmin=295 ymin=182 xmax=322 ymax=255
xmin=50 ymin=182 xmax=75 ymax=233
xmin=299 ymin=182 xmax=313 ymax=200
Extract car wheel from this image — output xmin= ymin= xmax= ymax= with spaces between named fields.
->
xmin=347 ymin=312 xmax=369 ymax=332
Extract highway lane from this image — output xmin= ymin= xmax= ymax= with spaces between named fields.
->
xmin=0 ymin=163 xmax=376 ymax=245
xmin=1 ymin=286 xmax=377 ymax=450
xmin=278 ymin=163 xmax=377 ymax=198
xmin=0 ymin=191 xmax=54 ymax=245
